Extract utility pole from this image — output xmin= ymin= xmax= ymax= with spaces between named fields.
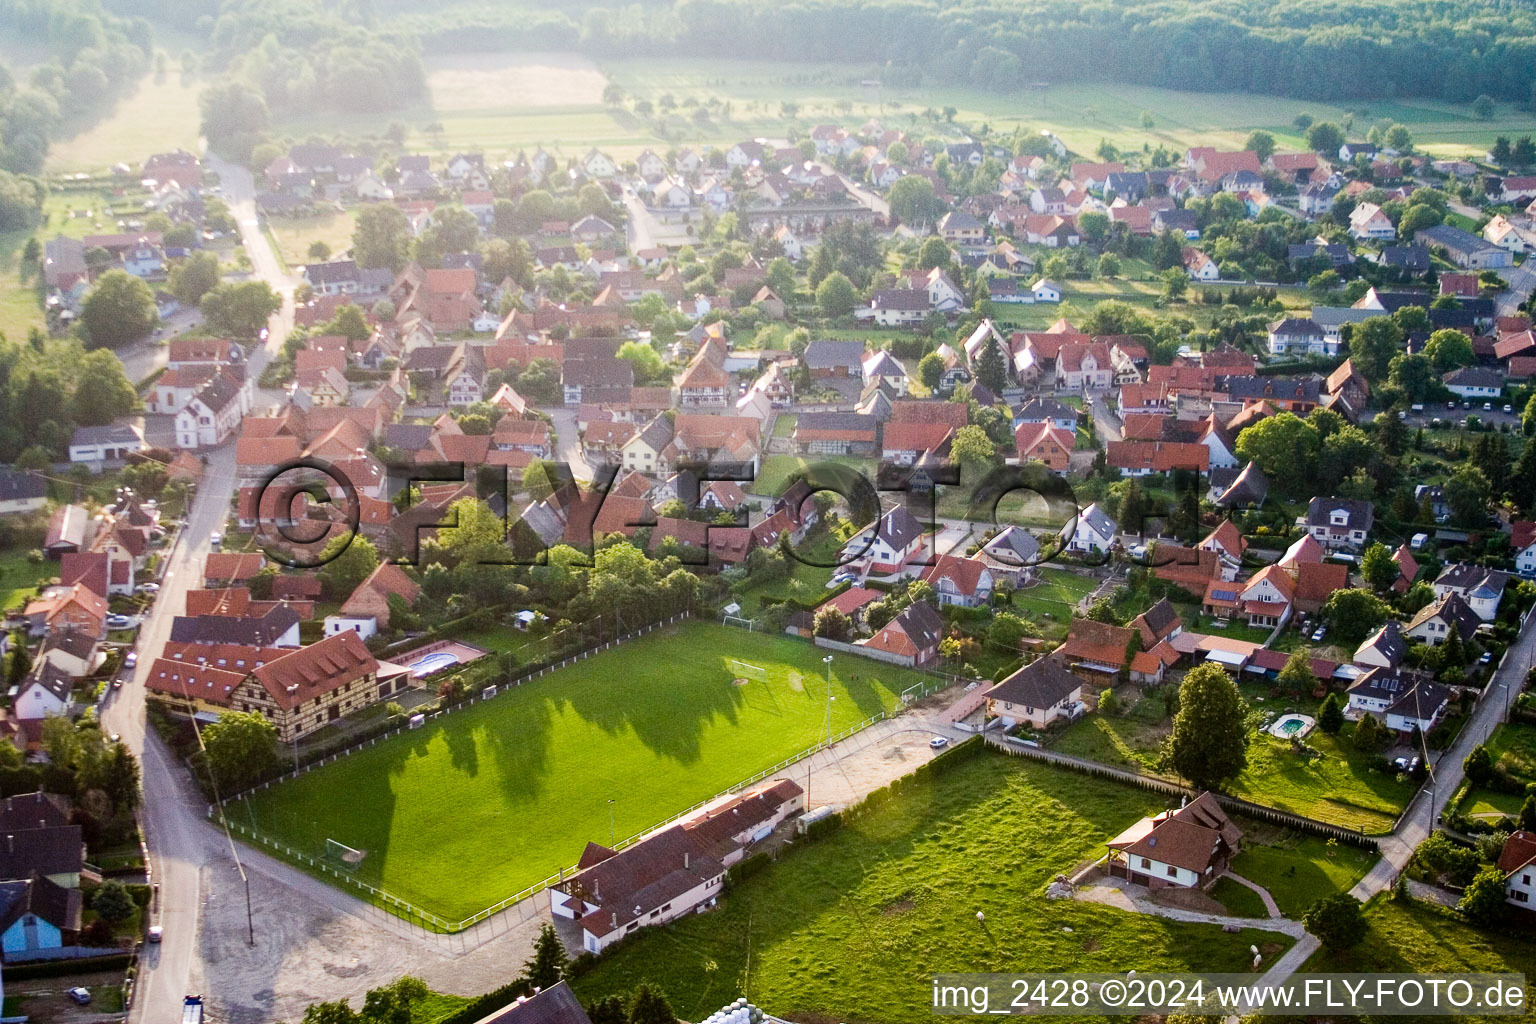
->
xmin=608 ymin=798 xmax=615 ymax=844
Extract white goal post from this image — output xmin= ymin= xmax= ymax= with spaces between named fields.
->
xmin=722 ymin=614 xmax=757 ymax=632
xmin=726 ymin=659 xmax=768 ymax=682
xmin=325 ymin=837 xmax=367 ymax=870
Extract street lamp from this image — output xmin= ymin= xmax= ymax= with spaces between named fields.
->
xmin=809 ymin=656 xmax=834 ymax=811
xmin=608 ymin=798 xmax=615 ymax=844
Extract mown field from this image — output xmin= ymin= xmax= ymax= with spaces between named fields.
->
xmin=571 ymin=749 xmax=1292 ymax=1023
xmin=1054 ymin=708 xmax=1415 ymax=833
xmin=230 ymin=621 xmax=917 ymax=919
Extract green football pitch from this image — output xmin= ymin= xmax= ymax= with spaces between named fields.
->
xmin=229 ymin=622 xmax=921 ymax=919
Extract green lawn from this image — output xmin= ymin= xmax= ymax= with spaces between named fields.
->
xmin=1209 ymin=875 xmax=1270 ymax=919
xmin=267 ymin=209 xmax=359 ymax=270
xmin=1457 ymin=721 xmax=1536 ymax=821
xmin=571 ymin=752 xmax=1291 ymax=1023
xmin=231 ymin=622 xmax=917 ymax=919
xmin=771 ymin=414 xmax=796 ymax=438
xmin=750 ymin=454 xmax=876 ymax=497
xmin=1009 ymin=568 xmax=1098 ymax=625
xmin=0 ymin=551 xmax=54 ymax=614
xmin=1054 ymin=709 xmax=1413 ymax=833
xmin=734 ymin=531 xmax=843 ymax=610
xmin=1303 ymin=897 xmax=1536 ymax=1024
xmin=1229 ymin=830 xmax=1377 ymax=918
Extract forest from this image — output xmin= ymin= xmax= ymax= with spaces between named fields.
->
xmin=383 ymin=0 xmax=1536 ymax=105
xmin=0 ymin=0 xmax=152 ymax=173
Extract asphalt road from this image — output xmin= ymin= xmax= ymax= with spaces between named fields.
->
xmin=110 ymin=152 xmax=293 ymax=1024
xmin=1259 ymin=604 xmax=1536 ymax=987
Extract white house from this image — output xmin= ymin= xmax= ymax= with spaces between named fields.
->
xmin=1060 ymin=502 xmax=1117 ymax=555
xmin=69 ymin=423 xmax=144 ymax=465
xmin=582 ymin=149 xmax=617 ymax=179
xmin=843 ymin=506 xmax=926 ymax=575
xmin=549 ymin=778 xmax=802 ymax=953
xmin=1442 ymin=366 xmax=1503 ymax=400
xmin=984 ymin=657 xmax=1083 ymax=729
xmin=1031 ymin=279 xmax=1062 ymax=303
xmin=13 ymin=669 xmax=71 ymax=720
xmin=1433 ymin=564 xmax=1508 ymax=621
xmin=323 ymin=614 xmax=378 ymax=641
xmin=1498 ymin=831 xmax=1536 ymax=909
xmin=1348 ymin=202 xmax=1395 ymax=241
xmin=173 ymin=374 xmax=247 ymax=450
xmin=918 ymin=554 xmax=995 ymax=608
xmin=1105 ymin=792 xmax=1242 ymax=892
xmin=1513 ymin=521 xmax=1536 ymax=577
xmin=1266 ymin=317 xmax=1332 ymax=357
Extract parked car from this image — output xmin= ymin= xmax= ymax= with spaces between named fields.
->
xmin=1311 ymin=626 xmax=1327 ymax=641
xmin=1504 ymin=404 xmax=1514 ymax=414
xmin=123 ymin=651 xmax=137 ymax=668
xmin=209 ymin=531 xmax=222 ymax=548
xmin=135 ymin=582 xmax=159 ymax=595
xmin=1480 ymin=651 xmax=1493 ymax=664
xmin=106 ymin=614 xmax=134 ymax=630
xmin=1392 ymin=756 xmax=1411 ymax=771
xmin=147 ymin=925 xmax=162 ymax=943
xmin=1484 ymin=402 xmax=1493 ymax=411
xmin=929 ymin=736 xmax=949 ymax=749
xmin=67 ymin=988 xmax=91 ymax=1005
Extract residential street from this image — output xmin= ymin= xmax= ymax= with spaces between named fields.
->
xmin=110 ymin=151 xmax=294 ymax=1024
xmin=1257 ymin=605 xmax=1536 ymax=991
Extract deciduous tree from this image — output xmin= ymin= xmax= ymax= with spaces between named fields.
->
xmin=1166 ymin=663 xmax=1249 ymax=791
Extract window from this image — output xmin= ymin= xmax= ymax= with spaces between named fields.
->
xmin=1140 ymin=858 xmax=1151 ymax=869
xmin=1166 ymin=865 xmax=1178 ymax=878
xmin=1517 ymin=891 xmax=1530 ymax=904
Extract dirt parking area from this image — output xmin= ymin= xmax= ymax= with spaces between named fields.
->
xmin=10 ymin=969 xmax=126 ymax=1024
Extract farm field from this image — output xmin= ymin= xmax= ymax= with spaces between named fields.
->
xmin=266 ymin=54 xmax=1536 ymax=163
xmin=571 ymin=749 xmax=1292 ymax=1023
xmin=229 ymin=621 xmax=918 ymax=919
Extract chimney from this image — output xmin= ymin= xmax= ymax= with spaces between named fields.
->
xmin=684 ymin=850 xmax=690 ymax=870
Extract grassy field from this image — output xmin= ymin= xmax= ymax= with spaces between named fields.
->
xmin=265 ymin=54 xmax=1536 ymax=164
xmin=46 ymin=72 xmax=204 ymax=172
xmin=1303 ymin=897 xmax=1536 ymax=1024
xmin=1054 ymin=708 xmax=1413 ymax=833
xmin=231 ymin=621 xmax=918 ymax=919
xmin=0 ymin=551 xmax=54 ymax=614
xmin=734 ymin=531 xmax=845 ymax=611
xmin=571 ymin=750 xmax=1291 ymax=1022
xmin=1010 ymin=567 xmax=1096 ymax=622
xmin=1209 ymin=875 xmax=1269 ymax=918
xmin=1457 ymin=722 xmax=1536 ymax=822
xmin=750 ymin=454 xmax=876 ymax=497
xmin=1229 ymin=829 xmax=1377 ymax=918
xmin=266 ymin=209 xmax=359 ymax=271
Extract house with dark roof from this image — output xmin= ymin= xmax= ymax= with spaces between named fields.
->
xmin=1433 ymin=564 xmax=1509 ymax=620
xmin=1303 ymin=496 xmax=1373 ymax=552
xmin=548 ymin=779 xmax=801 ymax=953
xmin=842 ymin=506 xmax=927 ymax=575
xmin=794 ymin=412 xmax=877 ymax=456
xmin=0 ymin=468 xmax=46 ymax=515
xmin=1354 ymin=619 xmax=1408 ymax=670
xmin=803 ymin=339 xmax=866 ymax=378
xmin=0 ymin=871 xmax=83 ymax=955
xmin=467 ymin=982 xmax=594 ymax=1024
xmin=975 ymin=526 xmax=1041 ymax=586
xmin=984 ymin=657 xmax=1085 ymax=728
xmin=858 ymin=601 xmax=943 ymax=666
xmin=1105 ymin=792 xmax=1241 ymax=891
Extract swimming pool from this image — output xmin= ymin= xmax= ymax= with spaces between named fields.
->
xmin=409 ymin=651 xmax=459 ymax=677
xmin=1267 ymin=713 xmax=1317 ymax=739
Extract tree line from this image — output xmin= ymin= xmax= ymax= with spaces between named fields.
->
xmin=0 ymin=0 xmax=153 ymax=173
xmin=375 ymin=0 xmax=1536 ymax=105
